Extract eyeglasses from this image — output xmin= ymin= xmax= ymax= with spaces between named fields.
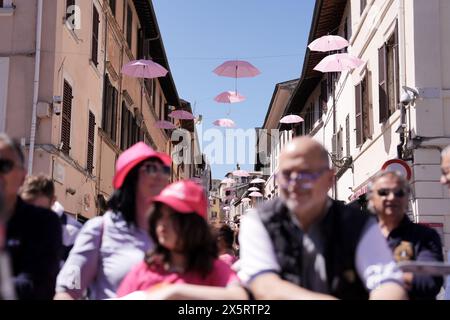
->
xmin=376 ymin=188 xmax=406 ymax=198
xmin=140 ymin=163 xmax=171 ymax=176
xmin=0 ymin=159 xmax=15 ymax=174
xmin=277 ymin=169 xmax=329 ymax=189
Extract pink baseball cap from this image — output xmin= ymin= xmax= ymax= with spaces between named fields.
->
xmin=113 ymin=142 xmax=172 ymax=189
xmin=152 ymin=180 xmax=207 ymax=219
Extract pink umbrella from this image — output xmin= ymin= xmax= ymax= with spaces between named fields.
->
xmin=233 ymin=170 xmax=250 ymax=177
xmin=121 ymin=59 xmax=168 ymax=78
xmin=280 ymin=115 xmax=304 ymax=124
xmin=314 ymin=53 xmax=364 ymax=73
xmin=213 ymin=118 xmax=236 ymax=128
xmin=308 ymin=35 xmax=349 ymax=52
xmin=168 ymin=110 xmax=195 ymax=120
xmin=250 ymin=178 xmax=266 ymax=184
xmin=155 ymin=120 xmax=176 ymax=130
xmin=248 ymin=187 xmax=260 ymax=192
xmin=249 ymin=191 xmax=263 ymax=198
xmin=221 ymin=178 xmax=236 ymax=184
xmin=213 ymin=60 xmax=261 ymax=78
xmin=214 ymin=91 xmax=246 ymax=104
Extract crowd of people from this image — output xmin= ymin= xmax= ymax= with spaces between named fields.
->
xmin=0 ymin=131 xmax=449 ymax=300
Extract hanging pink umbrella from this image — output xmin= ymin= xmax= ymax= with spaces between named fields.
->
xmin=250 ymin=178 xmax=266 ymax=184
xmin=213 ymin=60 xmax=261 ymax=78
xmin=314 ymin=53 xmax=364 ymax=73
xmin=308 ymin=35 xmax=349 ymax=52
xmin=233 ymin=169 xmax=250 ymax=177
xmin=221 ymin=178 xmax=236 ymax=184
xmin=155 ymin=120 xmax=176 ymax=130
xmin=248 ymin=187 xmax=260 ymax=192
xmin=213 ymin=118 xmax=236 ymax=128
xmin=280 ymin=115 xmax=304 ymax=124
xmin=214 ymin=91 xmax=246 ymax=104
xmin=168 ymin=110 xmax=195 ymax=120
xmin=121 ymin=59 xmax=168 ymax=78
xmin=249 ymin=191 xmax=263 ymax=198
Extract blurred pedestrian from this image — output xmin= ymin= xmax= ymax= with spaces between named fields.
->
xmin=1 ymin=133 xmax=62 ymax=300
xmin=19 ymin=174 xmax=82 ymax=264
xmin=55 ymin=142 xmax=171 ymax=300
xmin=116 ymin=180 xmax=240 ymax=298
xmin=440 ymin=145 xmax=450 ymax=191
xmin=238 ymin=136 xmax=407 ymax=300
xmin=215 ymin=224 xmax=238 ymax=266
xmin=368 ymin=170 xmax=443 ymax=299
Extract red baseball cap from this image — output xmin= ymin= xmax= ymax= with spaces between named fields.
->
xmin=152 ymin=180 xmax=207 ymax=219
xmin=113 ymin=142 xmax=172 ymax=189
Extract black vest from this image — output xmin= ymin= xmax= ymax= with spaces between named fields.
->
xmin=259 ymin=198 xmax=372 ymax=300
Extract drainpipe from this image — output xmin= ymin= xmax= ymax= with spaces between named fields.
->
xmin=27 ymin=0 xmax=43 ymax=175
xmin=397 ymin=0 xmax=407 ymax=160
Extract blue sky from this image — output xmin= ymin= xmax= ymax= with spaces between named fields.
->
xmin=152 ymin=0 xmax=315 ymax=179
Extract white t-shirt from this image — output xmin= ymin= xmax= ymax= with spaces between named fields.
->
xmin=238 ymin=209 xmax=403 ymax=292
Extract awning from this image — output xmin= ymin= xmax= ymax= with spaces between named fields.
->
xmin=349 ymin=185 xmax=369 ymax=202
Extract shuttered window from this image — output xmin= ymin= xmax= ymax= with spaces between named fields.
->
xmin=137 ymin=28 xmax=144 ymax=59
xmin=355 ymin=82 xmax=363 ymax=146
xmin=345 ymin=115 xmax=350 ymax=157
xmin=109 ymin=0 xmax=116 ymax=16
xmin=120 ymin=103 xmax=141 ymax=150
xmin=61 ymin=80 xmax=73 ymax=155
xmin=87 ymin=111 xmax=95 ymax=173
xmin=320 ymin=79 xmax=328 ymax=113
xmin=102 ymin=75 xmax=118 ymax=142
xmin=126 ymin=4 xmax=132 ymax=50
xmin=91 ymin=5 xmax=99 ymax=66
xmin=379 ymin=22 xmax=399 ymax=123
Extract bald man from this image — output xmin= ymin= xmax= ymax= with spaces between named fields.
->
xmin=238 ymin=137 xmax=407 ymax=299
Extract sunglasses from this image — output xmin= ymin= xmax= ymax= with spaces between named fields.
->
xmin=376 ymin=188 xmax=406 ymax=198
xmin=141 ymin=163 xmax=171 ymax=176
xmin=277 ymin=169 xmax=329 ymax=189
xmin=0 ymin=159 xmax=15 ymax=174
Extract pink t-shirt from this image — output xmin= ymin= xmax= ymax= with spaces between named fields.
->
xmin=116 ymin=259 xmax=238 ymax=297
xmin=219 ymin=253 xmax=238 ymax=266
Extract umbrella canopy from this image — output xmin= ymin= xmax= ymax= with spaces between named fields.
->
xmin=314 ymin=53 xmax=364 ymax=73
xmin=233 ymin=169 xmax=250 ymax=177
xmin=249 ymin=191 xmax=263 ymax=198
xmin=221 ymin=178 xmax=236 ymax=184
xmin=250 ymin=178 xmax=266 ymax=184
xmin=213 ymin=118 xmax=236 ymax=128
xmin=214 ymin=91 xmax=246 ymax=103
xmin=121 ymin=59 xmax=168 ymax=78
xmin=213 ymin=60 xmax=261 ymax=78
xmin=248 ymin=187 xmax=260 ymax=192
xmin=280 ymin=115 xmax=304 ymax=124
xmin=155 ymin=120 xmax=176 ymax=130
xmin=308 ymin=35 xmax=349 ymax=52
xmin=168 ymin=110 xmax=195 ymax=120
xmin=241 ymin=198 xmax=251 ymax=203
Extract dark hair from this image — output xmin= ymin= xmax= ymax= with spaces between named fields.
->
xmin=107 ymin=163 xmax=141 ymax=225
xmin=146 ymin=202 xmax=218 ymax=278
xmin=20 ymin=174 xmax=55 ymax=201
xmin=216 ymin=224 xmax=234 ymax=249
xmin=0 ymin=133 xmax=25 ymax=167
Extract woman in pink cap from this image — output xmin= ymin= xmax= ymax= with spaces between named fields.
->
xmin=116 ymin=180 xmax=246 ymax=299
xmin=55 ymin=142 xmax=171 ymax=300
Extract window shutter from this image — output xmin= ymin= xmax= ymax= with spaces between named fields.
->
xmin=320 ymin=79 xmax=327 ymax=112
xmin=126 ymin=4 xmax=132 ymax=49
xmin=87 ymin=111 xmax=95 ymax=173
xmin=61 ymin=80 xmax=72 ymax=155
xmin=355 ymin=83 xmax=363 ymax=146
xmin=345 ymin=115 xmax=350 ymax=157
xmin=121 ymin=102 xmax=129 ymax=150
xmin=91 ymin=5 xmax=99 ymax=66
xmin=378 ymin=45 xmax=388 ymax=123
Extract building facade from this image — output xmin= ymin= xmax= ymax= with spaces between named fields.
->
xmin=282 ymin=0 xmax=450 ymax=250
xmin=0 ymin=0 xmax=193 ymax=218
